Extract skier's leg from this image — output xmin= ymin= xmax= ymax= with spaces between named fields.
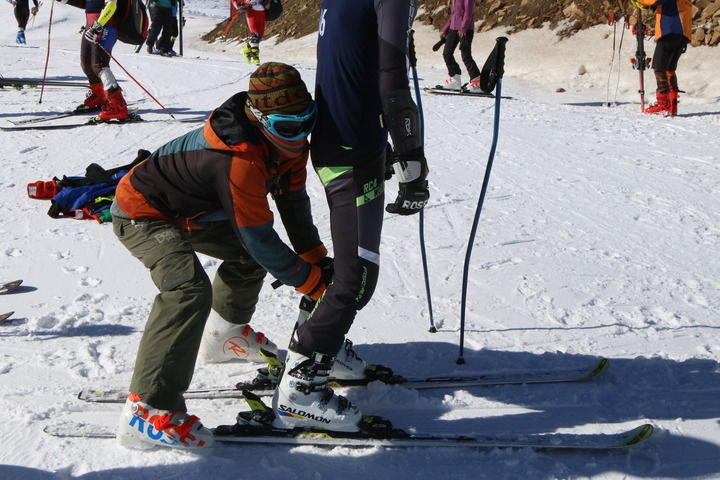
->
xmin=442 ymin=30 xmax=462 ymax=88
xmin=145 ymin=5 xmax=163 ymax=53
xmin=459 ymin=29 xmax=481 ymax=81
xmin=442 ymin=30 xmax=461 ymax=76
xmin=189 ymin=222 xmax=276 ymax=363
xmin=297 ymin=143 xmax=385 ymax=356
xmin=112 ymin=218 xmax=212 ymax=412
xmin=156 ymin=7 xmax=174 ymax=54
xmin=14 ymin=0 xmax=30 ymax=42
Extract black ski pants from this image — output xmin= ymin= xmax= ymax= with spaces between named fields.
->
xmin=13 ymin=0 xmax=30 ymax=30
xmin=652 ymin=34 xmax=688 ymax=72
xmin=443 ymin=29 xmax=480 ymax=80
xmin=298 ymin=142 xmax=385 ymax=355
xmin=146 ymin=5 xmax=175 ymax=53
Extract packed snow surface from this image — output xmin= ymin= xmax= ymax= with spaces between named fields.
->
xmin=1 ymin=1 xmax=719 ymax=479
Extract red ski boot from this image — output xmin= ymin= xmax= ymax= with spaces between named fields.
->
xmin=644 ymin=92 xmax=670 ymax=116
xmin=79 ymin=82 xmax=106 ymax=112
xmin=668 ymin=90 xmax=679 ymax=117
xmin=96 ymin=87 xmax=129 ymax=122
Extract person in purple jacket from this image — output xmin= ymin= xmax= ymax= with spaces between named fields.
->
xmin=439 ymin=0 xmax=480 ymax=91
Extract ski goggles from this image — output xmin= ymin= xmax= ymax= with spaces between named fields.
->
xmin=246 ymin=99 xmax=318 ymax=141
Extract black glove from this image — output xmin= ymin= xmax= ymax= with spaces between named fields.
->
xmin=386 ymin=148 xmax=429 ymax=216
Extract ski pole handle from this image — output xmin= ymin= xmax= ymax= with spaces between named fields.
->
xmin=492 ymin=37 xmax=508 ymax=81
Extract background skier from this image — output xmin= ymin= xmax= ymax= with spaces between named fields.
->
xmin=233 ymin=0 xmax=267 ymax=64
xmin=633 ymin=0 xmax=692 ymax=116
xmin=439 ymin=0 xmax=482 ymax=91
xmin=144 ymin=0 xmax=175 ymax=56
xmin=111 ymin=62 xmax=327 ymax=449
xmin=6 ymin=0 xmax=39 ymax=44
xmin=77 ymin=0 xmax=130 ymax=121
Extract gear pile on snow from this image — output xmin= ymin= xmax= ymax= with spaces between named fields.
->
xmin=27 ymin=150 xmax=150 ymax=223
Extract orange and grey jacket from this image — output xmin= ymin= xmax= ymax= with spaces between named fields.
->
xmin=637 ymin=0 xmax=692 ymax=41
xmin=114 ymin=92 xmax=326 ymax=290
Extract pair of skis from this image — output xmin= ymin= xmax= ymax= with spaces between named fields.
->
xmin=1 ymin=280 xmax=23 ymax=323
xmin=59 ymin=357 xmax=655 ymax=450
xmin=423 ymin=86 xmax=513 ymax=99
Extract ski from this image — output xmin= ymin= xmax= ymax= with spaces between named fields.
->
xmin=0 ymin=311 xmax=14 ymax=323
xmin=9 ymin=100 xmax=147 ymax=126
xmin=0 ymin=77 xmax=89 ymax=89
xmin=423 ymin=86 xmax=512 ymax=99
xmin=44 ymin=395 xmax=653 ymax=451
xmin=77 ymin=357 xmax=610 ymax=403
xmin=0 ymin=279 xmax=23 ymax=294
xmin=2 ymin=112 xmax=206 ymax=131
xmin=9 ymin=107 xmax=102 ymax=126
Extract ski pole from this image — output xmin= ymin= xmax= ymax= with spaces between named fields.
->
xmin=457 ymin=37 xmax=508 ymax=365
xmin=178 ymin=0 xmax=184 ymax=56
xmin=96 ymin=43 xmax=175 ymax=119
xmin=39 ymin=0 xmax=55 ymax=104
xmin=408 ymin=29 xmax=436 ymax=333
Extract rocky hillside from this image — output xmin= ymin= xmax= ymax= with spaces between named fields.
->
xmin=203 ymin=0 xmax=720 ymax=47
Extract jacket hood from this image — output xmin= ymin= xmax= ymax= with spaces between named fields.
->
xmin=208 ymin=92 xmax=263 ymax=149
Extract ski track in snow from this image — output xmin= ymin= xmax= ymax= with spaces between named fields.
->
xmin=1 ymin=2 xmax=720 ymax=479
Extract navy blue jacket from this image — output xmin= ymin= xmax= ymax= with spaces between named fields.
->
xmin=314 ymin=0 xmax=417 ymax=150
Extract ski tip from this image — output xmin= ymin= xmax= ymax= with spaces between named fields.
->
xmin=0 ymin=311 xmax=14 ymax=322
xmin=2 ymin=279 xmax=23 ymax=290
xmin=623 ymin=424 xmax=654 ymax=447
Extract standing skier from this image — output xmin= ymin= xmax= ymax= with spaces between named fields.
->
xmin=232 ymin=0 xmax=267 ymax=65
xmin=439 ymin=0 xmax=481 ymax=91
xmin=269 ymin=0 xmax=429 ymax=433
xmin=633 ymin=0 xmax=692 ymax=116
xmin=6 ymin=0 xmax=39 ymax=44
xmin=112 ymin=62 xmax=325 ymax=450
xmin=144 ymin=0 xmax=175 ymax=56
xmin=77 ymin=0 xmax=129 ymax=120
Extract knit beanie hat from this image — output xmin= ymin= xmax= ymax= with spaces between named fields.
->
xmin=247 ymin=62 xmax=311 ymax=116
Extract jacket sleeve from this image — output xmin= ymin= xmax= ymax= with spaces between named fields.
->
xmin=219 ymin=156 xmax=313 ymax=288
xmin=97 ymin=0 xmax=117 ymax=26
xmin=273 ymin=153 xmax=326 ymax=262
xmin=375 ymin=0 xmax=423 ymax=155
xmin=460 ymin=0 xmax=474 ymax=32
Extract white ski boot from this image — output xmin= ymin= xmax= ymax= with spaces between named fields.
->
xmin=116 ymin=394 xmax=214 ymax=450
xmin=443 ymin=74 xmax=461 ymax=90
xmin=198 ymin=310 xmax=277 ymax=363
xmin=467 ymin=76 xmax=483 ymax=93
xmin=272 ymin=349 xmax=362 ymax=432
xmin=330 ymin=339 xmax=367 ymax=380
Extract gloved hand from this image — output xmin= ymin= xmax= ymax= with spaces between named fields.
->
xmin=386 ymin=148 xmax=429 ymax=215
xmin=296 ymin=264 xmax=329 ymax=301
xmin=630 ymin=0 xmax=648 ymax=9
xmin=84 ymin=21 xmax=103 ymax=43
xmin=31 ymin=5 xmax=38 ymax=15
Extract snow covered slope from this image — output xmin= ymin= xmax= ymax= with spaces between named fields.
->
xmin=1 ymin=2 xmax=719 ymax=479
